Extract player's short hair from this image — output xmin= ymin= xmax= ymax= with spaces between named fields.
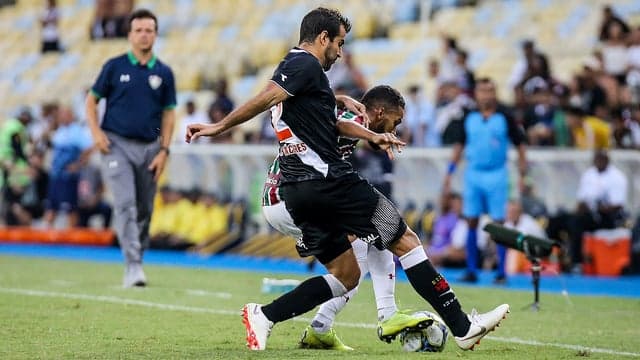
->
xmin=299 ymin=7 xmax=351 ymax=44
xmin=361 ymin=85 xmax=405 ymax=110
xmin=128 ymin=9 xmax=158 ymax=32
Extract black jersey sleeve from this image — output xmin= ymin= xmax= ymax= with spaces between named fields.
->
xmin=270 ymin=53 xmax=320 ymax=96
xmin=503 ymin=107 xmax=526 ymax=146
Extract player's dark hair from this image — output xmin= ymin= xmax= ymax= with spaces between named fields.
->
xmin=361 ymin=85 xmax=405 ymax=110
xmin=128 ymin=9 xmax=158 ymax=32
xmin=299 ymin=7 xmax=351 ymax=44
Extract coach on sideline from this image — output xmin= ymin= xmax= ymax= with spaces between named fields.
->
xmin=85 ymin=9 xmax=177 ymax=288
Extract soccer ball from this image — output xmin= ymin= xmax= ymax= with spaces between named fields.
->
xmin=399 ymin=311 xmax=448 ymax=352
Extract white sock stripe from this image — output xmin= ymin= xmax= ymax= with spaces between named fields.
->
xmin=398 ymin=246 xmax=428 ymax=270
xmin=322 ymin=274 xmax=347 ymax=297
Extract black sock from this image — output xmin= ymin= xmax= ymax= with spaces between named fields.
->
xmin=405 ymin=260 xmax=470 ymax=336
xmin=261 ymin=276 xmax=334 ymax=323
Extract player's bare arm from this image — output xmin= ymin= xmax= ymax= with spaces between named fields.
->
xmin=186 ymin=82 xmax=289 ymax=143
xmin=335 ymin=94 xmax=369 ymax=126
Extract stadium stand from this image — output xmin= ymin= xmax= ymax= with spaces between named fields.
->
xmin=1 ymin=0 xmax=639 ymax=271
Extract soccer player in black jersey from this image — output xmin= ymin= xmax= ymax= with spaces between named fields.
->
xmin=186 ymin=7 xmax=509 ymax=351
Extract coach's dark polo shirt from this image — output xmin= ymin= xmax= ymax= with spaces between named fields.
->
xmin=91 ymin=51 xmax=176 ymax=142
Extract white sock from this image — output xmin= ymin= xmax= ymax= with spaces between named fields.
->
xmin=311 ymin=287 xmax=358 ymax=333
xmin=367 ymin=246 xmax=398 ymax=322
xmin=311 ymin=240 xmax=369 ymax=333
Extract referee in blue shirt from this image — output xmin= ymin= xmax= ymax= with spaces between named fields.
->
xmin=85 ymin=9 xmax=176 ymax=288
xmin=444 ymin=78 xmax=527 ymax=284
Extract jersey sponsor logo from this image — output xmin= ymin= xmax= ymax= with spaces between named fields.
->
xmin=295 ymin=237 xmax=308 ymax=250
xmin=148 ymin=75 xmax=162 ymax=89
xmin=361 ymin=233 xmax=380 ymax=244
xmin=119 ymin=74 xmax=130 ymax=82
xmin=280 ymin=142 xmax=308 ymax=156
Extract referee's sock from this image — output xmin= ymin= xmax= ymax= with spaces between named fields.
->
xmin=399 ymin=246 xmax=471 ymax=337
xmin=261 ymin=274 xmax=346 ymax=324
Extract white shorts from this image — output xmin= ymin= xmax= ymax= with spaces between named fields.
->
xmin=262 ymin=201 xmax=303 ymax=240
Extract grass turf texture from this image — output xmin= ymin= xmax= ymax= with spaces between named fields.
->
xmin=1 ymin=255 xmax=639 ymax=359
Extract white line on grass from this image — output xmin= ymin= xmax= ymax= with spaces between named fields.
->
xmin=1 ymin=287 xmax=638 ymax=357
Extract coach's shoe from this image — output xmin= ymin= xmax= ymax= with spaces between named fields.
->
xmin=242 ymin=303 xmax=273 ymax=350
xmin=454 ymin=304 xmax=510 ymax=350
xmin=377 ymin=310 xmax=433 ymax=343
xmin=299 ymin=326 xmax=354 ymax=351
xmin=123 ymin=262 xmax=147 ymax=288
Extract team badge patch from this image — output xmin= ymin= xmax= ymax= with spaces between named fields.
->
xmin=148 ymin=75 xmax=162 ymax=89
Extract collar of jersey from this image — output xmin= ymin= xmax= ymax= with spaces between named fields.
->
xmin=127 ymin=51 xmax=157 ymax=69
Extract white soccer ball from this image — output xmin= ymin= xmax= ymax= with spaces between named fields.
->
xmin=399 ymin=311 xmax=448 ymax=352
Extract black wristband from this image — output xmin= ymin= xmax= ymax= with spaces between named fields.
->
xmin=159 ymin=146 xmax=170 ymax=155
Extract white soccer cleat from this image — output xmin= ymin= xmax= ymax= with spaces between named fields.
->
xmin=242 ymin=303 xmax=273 ymax=350
xmin=123 ymin=262 xmax=147 ymax=288
xmin=454 ymin=304 xmax=510 ymax=351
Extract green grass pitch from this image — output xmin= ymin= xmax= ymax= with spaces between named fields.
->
xmin=1 ymin=255 xmax=639 ymax=359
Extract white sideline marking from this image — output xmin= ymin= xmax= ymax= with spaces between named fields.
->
xmin=1 ymin=287 xmax=638 ymax=357
xmin=185 ymin=289 xmax=232 ymax=299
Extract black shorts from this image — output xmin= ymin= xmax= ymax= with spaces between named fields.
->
xmin=280 ymin=173 xmax=407 ymax=264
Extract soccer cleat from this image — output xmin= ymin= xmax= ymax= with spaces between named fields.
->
xmin=299 ymin=325 xmax=354 ymax=351
xmin=454 ymin=304 xmax=510 ymax=351
xmin=123 ymin=262 xmax=147 ymax=288
xmin=377 ymin=310 xmax=434 ymax=343
xmin=241 ymin=303 xmax=273 ymax=350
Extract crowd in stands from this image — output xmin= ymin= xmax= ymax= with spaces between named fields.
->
xmin=1 ymin=1 xmax=638 ymax=274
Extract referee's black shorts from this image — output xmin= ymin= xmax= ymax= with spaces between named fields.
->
xmin=280 ymin=173 xmax=407 ymax=264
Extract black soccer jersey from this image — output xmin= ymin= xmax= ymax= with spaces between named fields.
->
xmin=270 ymin=48 xmax=354 ymax=183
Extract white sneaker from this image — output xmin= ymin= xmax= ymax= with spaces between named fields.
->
xmin=242 ymin=303 xmax=273 ymax=350
xmin=123 ymin=263 xmax=147 ymax=288
xmin=454 ymin=304 xmax=509 ymax=350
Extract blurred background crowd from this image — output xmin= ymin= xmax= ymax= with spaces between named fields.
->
xmin=1 ymin=0 xmax=639 ymax=275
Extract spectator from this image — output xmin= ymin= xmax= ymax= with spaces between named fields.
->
xmin=190 ymin=192 xmax=231 ymax=253
xmin=626 ymin=27 xmax=640 ymax=105
xmin=438 ymin=35 xmax=463 ymax=85
xmin=41 ymin=0 xmax=61 ymax=53
xmin=612 ymin=106 xmax=640 ymax=149
xmin=0 ymin=108 xmax=32 ymax=200
xmin=520 ymin=181 xmax=548 ymax=219
xmin=598 ymin=5 xmax=630 ymax=42
xmin=565 ymin=106 xmax=611 ymax=149
xmin=4 ymin=150 xmax=49 ymax=226
xmin=508 ymin=40 xmax=549 ymax=90
xmin=568 ymin=150 xmax=628 ymax=273
xmin=208 ymin=79 xmax=235 ymax=143
xmin=436 ymin=81 xmax=474 ymax=145
xmin=571 ymin=64 xmax=608 ymax=117
xmin=77 ymin=164 xmax=112 ymax=228
xmin=455 ymin=49 xmax=475 ymax=94
xmin=400 ymin=85 xmax=437 ymax=147
xmin=90 ymin=0 xmax=133 ymax=39
xmin=29 ymin=102 xmax=58 ymax=152
xmin=174 ymin=99 xmax=208 ymax=144
xmin=600 ymin=21 xmax=630 ymax=107
xmin=325 ymin=50 xmax=367 ymax=99
xmin=427 ymin=192 xmax=466 ymax=268
xmin=43 ymin=106 xmax=94 ymax=228
xmin=522 ymin=77 xmax=565 ymax=146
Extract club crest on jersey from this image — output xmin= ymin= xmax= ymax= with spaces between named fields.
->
xmin=280 ymin=143 xmax=308 ymax=156
xmin=148 ymin=75 xmax=162 ymax=89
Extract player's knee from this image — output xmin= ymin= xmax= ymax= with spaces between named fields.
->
xmin=388 ymin=228 xmax=421 ymax=257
